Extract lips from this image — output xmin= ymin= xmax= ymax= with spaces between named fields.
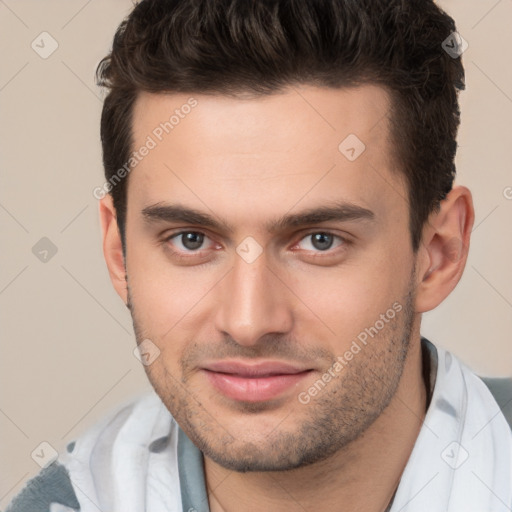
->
xmin=201 ymin=361 xmax=313 ymax=402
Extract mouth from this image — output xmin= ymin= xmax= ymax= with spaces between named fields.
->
xmin=200 ymin=361 xmax=314 ymax=402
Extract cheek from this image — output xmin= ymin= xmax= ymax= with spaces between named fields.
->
xmin=288 ymin=246 xmax=412 ymax=345
xmin=126 ymin=244 xmax=220 ymax=343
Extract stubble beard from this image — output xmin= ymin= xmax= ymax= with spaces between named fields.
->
xmin=127 ymin=279 xmax=416 ymax=473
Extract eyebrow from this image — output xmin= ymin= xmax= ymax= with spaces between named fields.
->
xmin=141 ymin=201 xmax=375 ymax=234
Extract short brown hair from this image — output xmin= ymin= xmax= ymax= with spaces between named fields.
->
xmin=96 ymin=0 xmax=465 ymax=252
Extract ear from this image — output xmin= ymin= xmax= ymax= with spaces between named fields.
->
xmin=99 ymin=195 xmax=128 ymax=305
xmin=415 ymin=185 xmax=475 ymax=313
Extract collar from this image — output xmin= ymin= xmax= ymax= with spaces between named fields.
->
xmin=177 ymin=337 xmax=441 ymax=512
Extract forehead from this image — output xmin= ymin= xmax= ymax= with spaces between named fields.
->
xmin=132 ymin=84 xmax=392 ymax=156
xmin=128 ymin=85 xmax=406 ymax=232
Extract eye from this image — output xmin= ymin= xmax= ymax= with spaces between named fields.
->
xmin=167 ymin=231 xmax=210 ymax=251
xmin=295 ymin=232 xmax=345 ymax=252
xmin=162 ymin=231 xmax=221 ymax=266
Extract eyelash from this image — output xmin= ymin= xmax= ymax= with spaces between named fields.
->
xmin=162 ymin=230 xmax=351 ymax=263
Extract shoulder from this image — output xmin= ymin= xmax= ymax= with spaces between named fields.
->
xmin=479 ymin=376 xmax=512 ymax=430
xmin=5 ymin=462 xmax=80 ymax=512
xmin=6 ymin=390 xmax=176 ymax=512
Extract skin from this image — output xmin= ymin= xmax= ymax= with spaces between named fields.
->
xmin=100 ymin=84 xmax=474 ymax=511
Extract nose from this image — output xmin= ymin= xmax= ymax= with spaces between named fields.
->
xmin=213 ymin=250 xmax=294 ymax=347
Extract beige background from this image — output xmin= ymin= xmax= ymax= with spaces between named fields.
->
xmin=1 ymin=0 xmax=511 ymax=506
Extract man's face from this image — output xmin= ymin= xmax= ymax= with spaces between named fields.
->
xmin=123 ymin=85 xmax=419 ymax=471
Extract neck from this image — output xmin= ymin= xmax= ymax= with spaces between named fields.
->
xmin=205 ymin=336 xmax=427 ymax=512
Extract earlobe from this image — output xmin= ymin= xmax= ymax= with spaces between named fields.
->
xmin=99 ymin=195 xmax=128 ymax=304
xmin=415 ymin=186 xmax=475 ymax=313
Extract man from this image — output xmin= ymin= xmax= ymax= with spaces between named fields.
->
xmin=7 ymin=0 xmax=512 ymax=511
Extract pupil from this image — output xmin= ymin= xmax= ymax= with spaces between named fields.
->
xmin=312 ymin=233 xmax=333 ymax=251
xmin=182 ymin=232 xmax=204 ymax=250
